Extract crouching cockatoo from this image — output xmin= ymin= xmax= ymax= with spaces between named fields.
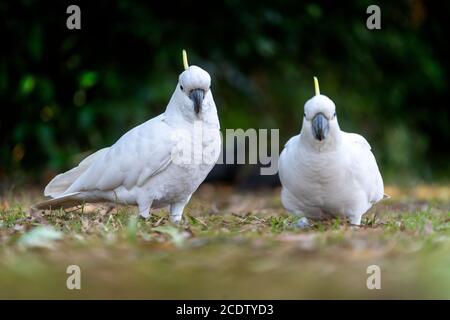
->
xmin=278 ymin=77 xmax=384 ymax=226
xmin=34 ymin=51 xmax=221 ymax=223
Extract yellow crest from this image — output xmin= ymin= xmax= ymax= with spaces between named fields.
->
xmin=182 ymin=49 xmax=189 ymax=70
xmin=313 ymin=76 xmax=320 ymax=96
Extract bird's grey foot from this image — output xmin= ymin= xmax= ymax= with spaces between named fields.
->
xmin=169 ymin=197 xmax=191 ymax=223
xmin=138 ymin=201 xmax=152 ymax=219
xmin=295 ymin=216 xmax=311 ymax=229
xmin=349 ymin=214 xmax=362 ymax=226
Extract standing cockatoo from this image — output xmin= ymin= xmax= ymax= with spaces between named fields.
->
xmin=34 ymin=51 xmax=221 ymax=223
xmin=278 ymin=77 xmax=384 ymax=226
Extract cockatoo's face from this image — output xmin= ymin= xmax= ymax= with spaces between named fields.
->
xmin=302 ymin=95 xmax=339 ymax=142
xmin=177 ymin=65 xmax=212 ymax=117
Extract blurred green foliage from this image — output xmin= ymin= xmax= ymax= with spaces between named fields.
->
xmin=1 ymin=0 xmax=449 ymax=182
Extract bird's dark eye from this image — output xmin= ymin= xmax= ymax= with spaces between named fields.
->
xmin=333 ymin=112 xmax=336 ymax=118
xmin=304 ymin=112 xmax=306 ymax=118
xmin=180 ymin=85 xmax=184 ymax=91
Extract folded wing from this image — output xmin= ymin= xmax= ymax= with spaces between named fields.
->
xmin=48 ymin=115 xmax=174 ymax=197
xmin=343 ymin=132 xmax=384 ymax=204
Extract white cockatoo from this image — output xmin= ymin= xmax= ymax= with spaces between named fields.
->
xmin=34 ymin=51 xmax=221 ymax=223
xmin=278 ymin=77 xmax=384 ymax=226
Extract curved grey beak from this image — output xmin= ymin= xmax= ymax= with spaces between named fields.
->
xmin=311 ymin=113 xmax=329 ymax=141
xmin=189 ymin=89 xmax=205 ymax=114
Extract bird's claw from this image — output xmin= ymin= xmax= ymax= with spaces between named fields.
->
xmin=296 ymin=217 xmax=310 ymax=229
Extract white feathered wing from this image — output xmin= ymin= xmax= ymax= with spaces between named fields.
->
xmin=34 ymin=114 xmax=174 ymax=209
xmin=342 ymin=131 xmax=384 ymax=206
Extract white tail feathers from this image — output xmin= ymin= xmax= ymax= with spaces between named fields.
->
xmin=44 ymin=147 xmax=109 ymax=197
xmin=44 ymin=166 xmax=85 ymax=197
xmin=32 ymin=192 xmax=82 ymax=210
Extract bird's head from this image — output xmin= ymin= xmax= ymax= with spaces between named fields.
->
xmin=176 ymin=50 xmax=212 ymax=118
xmin=302 ymin=77 xmax=340 ymax=145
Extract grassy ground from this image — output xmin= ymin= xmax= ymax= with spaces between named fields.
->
xmin=0 ymin=184 xmax=449 ymax=299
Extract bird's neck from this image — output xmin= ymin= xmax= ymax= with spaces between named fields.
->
xmin=164 ymin=94 xmax=220 ymax=130
xmin=300 ymin=128 xmax=343 ymax=153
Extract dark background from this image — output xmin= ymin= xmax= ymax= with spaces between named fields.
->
xmin=1 ymin=0 xmax=449 ymax=187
